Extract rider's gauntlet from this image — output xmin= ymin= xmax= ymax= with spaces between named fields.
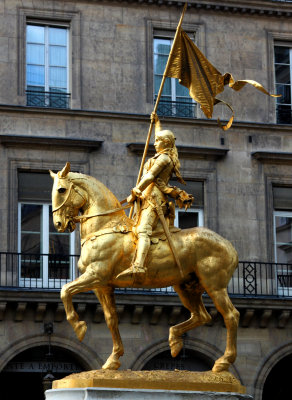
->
xmin=169 ymin=187 xmax=194 ymax=210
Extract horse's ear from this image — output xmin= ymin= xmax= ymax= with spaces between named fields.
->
xmin=49 ymin=170 xmax=56 ymax=179
xmin=59 ymin=162 xmax=71 ymax=178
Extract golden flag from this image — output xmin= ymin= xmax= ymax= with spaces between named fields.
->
xmin=165 ymin=28 xmax=279 ymax=130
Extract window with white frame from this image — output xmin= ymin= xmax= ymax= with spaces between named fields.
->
xmin=274 ymin=45 xmax=292 ymax=124
xmin=170 ymin=180 xmax=204 ymax=228
xmin=273 ymin=185 xmax=292 ymax=295
xmin=26 ymin=23 xmax=70 ymax=108
xmin=18 ymin=172 xmax=75 ymax=288
xmin=154 ymin=34 xmax=196 ymax=118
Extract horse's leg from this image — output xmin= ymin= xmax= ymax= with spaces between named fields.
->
xmin=60 ymin=267 xmax=104 ymax=341
xmin=206 ymin=288 xmax=240 ymax=372
xmin=93 ymin=288 xmax=124 ymax=370
xmin=169 ymin=284 xmax=212 ymax=358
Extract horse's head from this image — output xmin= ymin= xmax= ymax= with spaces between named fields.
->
xmin=50 ymin=162 xmax=86 ymax=233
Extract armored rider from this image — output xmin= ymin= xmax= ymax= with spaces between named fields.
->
xmin=118 ymin=113 xmax=193 ymax=282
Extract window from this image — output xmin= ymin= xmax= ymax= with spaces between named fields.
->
xmin=154 ymin=35 xmax=196 ymax=118
xmin=26 ymin=24 xmax=70 ymax=108
xmin=273 ymin=186 xmax=292 ymax=295
xmin=170 ymin=180 xmax=204 ymax=228
xmin=274 ymin=45 xmax=292 ymax=124
xmin=18 ymin=172 xmax=75 ymax=288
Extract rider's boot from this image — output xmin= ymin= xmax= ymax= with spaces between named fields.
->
xmin=117 ymin=233 xmax=150 ymax=283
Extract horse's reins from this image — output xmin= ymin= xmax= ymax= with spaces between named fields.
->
xmin=74 ymin=199 xmax=131 ymax=222
xmin=52 ymin=179 xmax=131 ymax=221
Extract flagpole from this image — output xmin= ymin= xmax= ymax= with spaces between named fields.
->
xmin=129 ymin=2 xmax=188 ymax=218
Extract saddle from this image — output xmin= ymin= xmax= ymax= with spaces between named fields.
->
xmin=81 ymin=202 xmax=181 ymax=246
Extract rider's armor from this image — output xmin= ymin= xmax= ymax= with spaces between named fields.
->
xmin=117 ymin=117 xmax=193 ymax=283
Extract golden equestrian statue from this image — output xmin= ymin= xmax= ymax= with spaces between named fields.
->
xmin=50 ymin=153 xmax=239 ymax=373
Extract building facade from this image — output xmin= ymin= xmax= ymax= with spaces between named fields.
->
xmin=0 ymin=0 xmax=292 ymax=399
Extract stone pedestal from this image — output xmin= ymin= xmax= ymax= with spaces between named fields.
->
xmin=46 ymin=387 xmax=253 ymax=400
xmin=48 ymin=370 xmax=253 ymax=400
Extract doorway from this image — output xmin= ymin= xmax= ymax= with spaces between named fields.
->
xmin=0 ymin=345 xmax=85 ymax=400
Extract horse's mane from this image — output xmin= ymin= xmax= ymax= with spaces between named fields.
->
xmin=67 ymin=171 xmax=126 ymax=216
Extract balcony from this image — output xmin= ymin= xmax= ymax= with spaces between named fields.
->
xmin=0 ymin=253 xmax=291 ymax=298
xmin=26 ymin=90 xmax=70 ymax=109
xmin=154 ymin=98 xmax=196 ymax=118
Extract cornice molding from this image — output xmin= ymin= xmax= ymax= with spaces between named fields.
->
xmin=127 ymin=143 xmax=229 ymax=160
xmin=252 ymin=151 xmax=292 ymax=164
xmin=78 ymin=0 xmax=292 ymax=17
xmin=0 ymin=134 xmax=103 ymax=152
xmin=1 ymin=104 xmax=292 ymax=133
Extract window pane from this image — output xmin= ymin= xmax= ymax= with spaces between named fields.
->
xmin=21 ymin=204 xmax=41 ymax=232
xmin=178 ymin=211 xmax=199 ymax=229
xmin=275 ymin=46 xmax=290 ymax=64
xmin=176 ymin=80 xmax=189 ymax=97
xmin=21 ymin=233 xmax=41 ymax=254
xmin=275 ymin=64 xmax=291 ymax=84
xmin=49 ymin=254 xmax=70 ymax=279
xmin=49 ymin=27 xmax=67 ymax=46
xmin=27 ymin=43 xmax=45 ymax=65
xmin=276 ymin=84 xmax=291 ymax=104
xmin=154 ymin=54 xmax=168 ymax=75
xmin=277 ymin=105 xmax=292 ymax=124
xmin=275 ymin=216 xmax=292 ymax=263
xmin=49 ymin=67 xmax=67 ymax=88
xmin=21 ymin=254 xmax=41 ymax=278
xmin=49 ymin=234 xmax=70 ymax=254
xmin=27 ymin=25 xmax=45 ymax=44
xmin=18 ymin=172 xmax=52 ymax=202
xmin=154 ymin=75 xmax=171 ymax=95
xmin=27 ymin=65 xmax=45 ymax=86
xmin=273 ymin=187 xmax=292 ymax=210
xmin=154 ymin=38 xmax=171 ymax=55
xmin=49 ymin=45 xmax=67 ymax=67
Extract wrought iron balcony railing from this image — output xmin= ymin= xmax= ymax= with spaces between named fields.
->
xmin=0 ymin=252 xmax=291 ymax=298
xmin=26 ymin=90 xmax=70 ymax=109
xmin=154 ymin=98 xmax=196 ymax=118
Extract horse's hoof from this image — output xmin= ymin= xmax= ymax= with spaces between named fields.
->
xmin=212 ymin=360 xmax=230 ymax=373
xmin=102 ymin=358 xmax=121 ymax=370
xmin=75 ymin=321 xmax=87 ymax=342
xmin=169 ymin=336 xmax=183 ymax=358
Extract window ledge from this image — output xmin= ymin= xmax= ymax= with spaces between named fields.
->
xmin=0 ymin=135 xmax=103 ymax=152
xmin=252 ymin=151 xmax=292 ymax=164
xmin=127 ymin=143 xmax=229 ymax=160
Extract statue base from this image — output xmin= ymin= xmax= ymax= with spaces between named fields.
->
xmin=46 ymin=387 xmax=252 ymax=400
xmin=48 ymin=370 xmax=252 ymax=399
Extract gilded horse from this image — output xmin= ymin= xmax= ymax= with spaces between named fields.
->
xmin=50 ymin=162 xmax=239 ymax=373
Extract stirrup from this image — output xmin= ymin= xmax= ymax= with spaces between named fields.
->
xmin=117 ymin=263 xmax=146 ymax=279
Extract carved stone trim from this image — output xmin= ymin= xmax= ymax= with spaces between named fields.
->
xmin=0 ymin=302 xmax=7 ymax=321
xmin=35 ymin=303 xmax=47 ymax=322
xmin=0 ymin=135 xmax=102 ymax=152
xmin=278 ymin=310 xmax=290 ymax=328
xmin=131 ymin=305 xmax=144 ymax=324
xmin=241 ymin=309 xmax=255 ymax=328
xmin=93 ymin=305 xmax=104 ymax=323
xmin=127 ymin=143 xmax=229 ymax=160
xmin=54 ymin=303 xmax=65 ymax=322
xmin=252 ymin=151 xmax=292 ymax=164
xmin=14 ymin=302 xmax=27 ymax=322
xmin=168 ymin=306 xmax=182 ymax=325
xmin=259 ymin=309 xmax=273 ymax=328
xmin=150 ymin=306 xmax=164 ymax=325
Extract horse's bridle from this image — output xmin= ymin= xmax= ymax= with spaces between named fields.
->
xmin=52 ymin=179 xmax=131 ymax=220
